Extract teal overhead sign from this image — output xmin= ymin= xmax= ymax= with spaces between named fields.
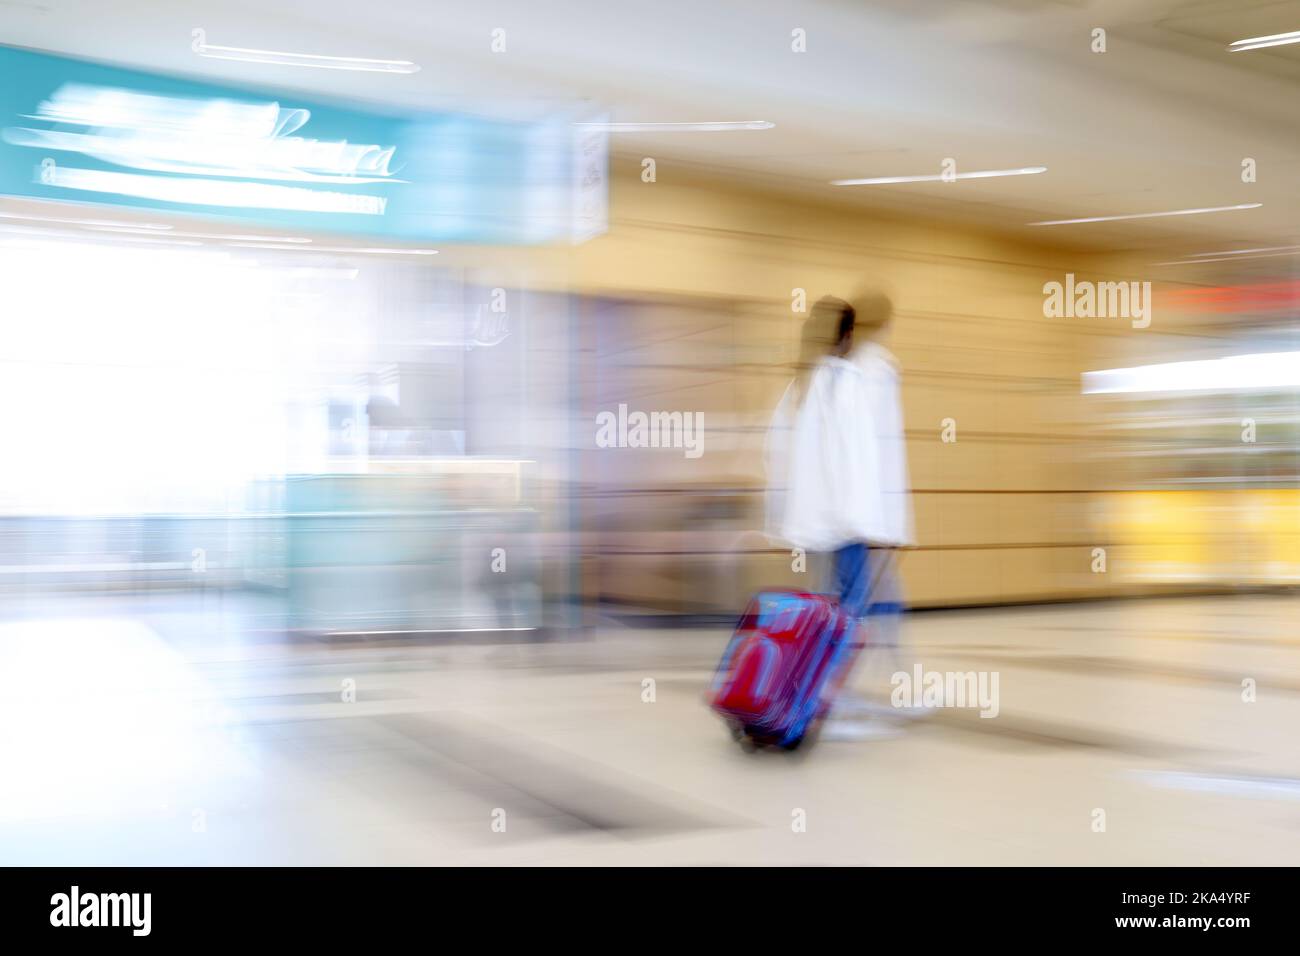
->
xmin=0 ymin=44 xmax=606 ymax=244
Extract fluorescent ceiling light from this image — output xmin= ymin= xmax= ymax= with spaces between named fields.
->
xmin=832 ymin=166 xmax=1046 ymax=186
xmin=194 ymin=39 xmax=419 ymax=73
xmin=1030 ymin=203 xmax=1261 ymax=226
xmin=228 ymin=243 xmax=437 ymax=255
xmin=312 ymin=246 xmax=437 ymax=255
xmin=88 ymin=228 xmax=314 ymax=243
xmin=1155 ymin=246 xmax=1300 ymax=266
xmin=574 ymin=121 xmax=773 ymax=132
xmin=1228 ymin=30 xmax=1300 ymax=52
xmin=1083 ymin=351 xmax=1300 ymax=394
xmin=0 ymin=211 xmax=172 ymax=230
xmin=1189 ymin=244 xmax=1300 ymax=257
xmin=0 ymin=224 xmax=201 ymax=246
xmin=188 ymin=233 xmax=312 ymax=243
xmin=195 ymin=233 xmax=311 ymax=243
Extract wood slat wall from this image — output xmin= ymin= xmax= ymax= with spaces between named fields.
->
xmin=439 ymin=159 xmax=1150 ymax=609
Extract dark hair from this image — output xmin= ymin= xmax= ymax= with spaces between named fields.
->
xmin=794 ymin=297 xmax=855 ymax=404
xmin=812 ymin=296 xmax=855 ymax=354
xmin=836 ymin=301 xmax=856 ymax=348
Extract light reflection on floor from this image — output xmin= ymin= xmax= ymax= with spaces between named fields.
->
xmin=0 ymin=615 xmax=259 ymax=868
xmin=0 ymin=592 xmax=1297 ymax=865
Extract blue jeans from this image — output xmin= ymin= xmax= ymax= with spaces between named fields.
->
xmin=829 ymin=543 xmax=902 ymax=632
xmin=828 ymin=543 xmax=904 ymax=711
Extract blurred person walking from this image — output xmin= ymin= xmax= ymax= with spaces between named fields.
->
xmin=766 ymin=293 xmax=914 ymax=739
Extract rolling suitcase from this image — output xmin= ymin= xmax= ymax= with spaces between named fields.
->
xmin=708 ymin=589 xmax=861 ymax=750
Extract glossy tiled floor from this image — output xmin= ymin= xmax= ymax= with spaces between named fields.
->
xmin=2 ymin=592 xmax=1297 ymax=865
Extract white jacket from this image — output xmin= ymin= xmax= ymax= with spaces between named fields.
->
xmin=766 ymin=343 xmax=914 ymax=551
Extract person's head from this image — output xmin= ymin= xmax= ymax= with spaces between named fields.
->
xmin=849 ymin=289 xmax=893 ymax=344
xmin=793 ymin=296 xmax=854 ymax=402
xmin=809 ymin=295 xmax=855 ymax=356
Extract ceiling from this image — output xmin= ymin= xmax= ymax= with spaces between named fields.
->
xmin=2 ymin=0 xmax=1299 ymax=264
